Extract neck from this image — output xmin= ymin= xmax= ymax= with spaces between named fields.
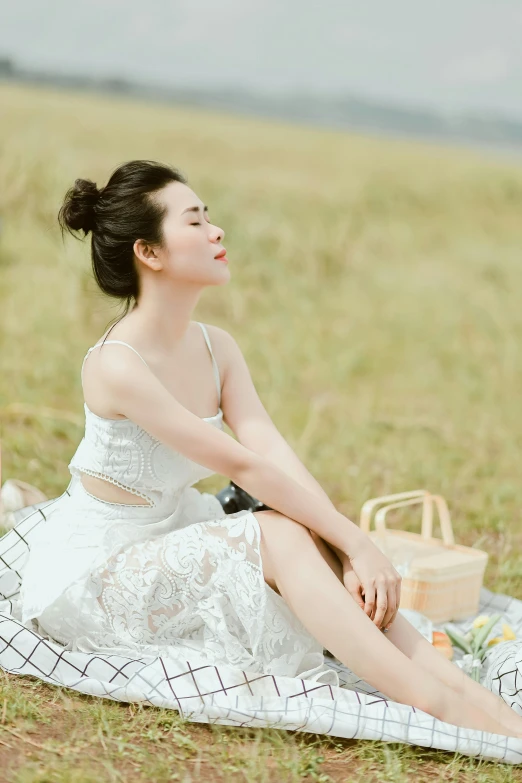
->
xmin=128 ymin=277 xmax=204 ymax=352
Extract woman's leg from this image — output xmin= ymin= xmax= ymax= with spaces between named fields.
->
xmin=384 ymin=610 xmax=522 ymax=735
xmin=266 ymin=531 xmax=343 ymax=594
xmin=254 ymin=510 xmax=522 ymax=738
xmin=309 ymin=531 xmax=522 ymax=735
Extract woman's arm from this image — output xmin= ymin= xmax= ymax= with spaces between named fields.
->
xmin=238 ymin=433 xmax=371 ymax=617
xmin=216 ymin=324 xmax=357 ymax=554
xmin=239 ymin=432 xmax=350 ymax=562
xmin=96 ymin=333 xmax=401 ymax=628
xmin=96 ymin=341 xmax=365 ymax=555
xmin=214 ymin=327 xmax=401 ymax=628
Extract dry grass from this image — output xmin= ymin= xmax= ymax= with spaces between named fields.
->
xmin=1 ymin=81 xmax=522 ymax=781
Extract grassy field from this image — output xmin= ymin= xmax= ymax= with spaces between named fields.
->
xmin=1 ymin=81 xmax=522 ymax=782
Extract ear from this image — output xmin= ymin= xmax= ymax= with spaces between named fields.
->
xmin=133 ymin=239 xmax=162 ymax=271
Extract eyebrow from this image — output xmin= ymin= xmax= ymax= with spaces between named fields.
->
xmin=181 ymin=205 xmax=208 ymax=215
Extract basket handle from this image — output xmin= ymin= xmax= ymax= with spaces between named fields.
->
xmin=360 ymin=490 xmax=429 ymax=533
xmin=373 ymin=493 xmax=455 ymax=546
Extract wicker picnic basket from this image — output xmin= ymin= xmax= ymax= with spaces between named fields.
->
xmin=359 ymin=490 xmax=488 ymax=623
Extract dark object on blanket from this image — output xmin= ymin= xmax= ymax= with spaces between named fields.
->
xmin=215 ymin=481 xmax=272 ymax=513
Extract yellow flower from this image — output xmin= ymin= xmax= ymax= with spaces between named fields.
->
xmin=486 ymin=624 xmax=516 ymax=647
xmin=502 ymin=623 xmax=516 ymax=641
xmin=472 ymin=615 xmax=490 ymax=629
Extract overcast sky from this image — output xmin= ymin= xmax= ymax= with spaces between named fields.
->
xmin=1 ymin=0 xmax=521 ymax=119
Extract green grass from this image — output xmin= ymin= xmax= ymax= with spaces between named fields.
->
xmin=1 ymin=81 xmax=522 ymax=781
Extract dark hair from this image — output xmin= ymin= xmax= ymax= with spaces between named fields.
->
xmin=58 ymin=159 xmax=188 ymax=329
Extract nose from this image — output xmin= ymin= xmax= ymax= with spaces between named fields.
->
xmin=211 ymin=223 xmax=224 ymax=241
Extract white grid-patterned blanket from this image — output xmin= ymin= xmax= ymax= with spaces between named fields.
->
xmin=1 ymin=490 xmax=522 ymax=765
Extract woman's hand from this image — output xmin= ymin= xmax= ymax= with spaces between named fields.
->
xmin=341 ymin=558 xmax=366 ymax=611
xmin=346 ymin=540 xmax=402 ymax=632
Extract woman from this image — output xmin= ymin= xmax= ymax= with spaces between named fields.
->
xmin=15 ymin=159 xmax=522 ymax=739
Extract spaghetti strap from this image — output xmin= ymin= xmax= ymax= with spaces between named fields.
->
xmin=81 ymin=329 xmax=221 ymax=407
xmin=196 ymin=322 xmax=221 ymax=407
xmin=81 ymin=340 xmax=150 ymax=383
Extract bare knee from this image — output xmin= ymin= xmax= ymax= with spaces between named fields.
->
xmin=253 ymin=510 xmax=313 ymax=541
xmin=252 ymin=511 xmax=313 ymax=594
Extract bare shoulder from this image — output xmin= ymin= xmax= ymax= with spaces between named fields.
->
xmin=202 ymin=322 xmax=235 ymax=346
xmin=203 ymin=323 xmax=277 ymax=441
xmin=82 ymin=339 xmax=147 ymax=418
xmin=200 ymin=323 xmax=243 ymax=377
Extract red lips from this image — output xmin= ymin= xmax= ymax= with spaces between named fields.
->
xmin=214 ymin=248 xmax=227 ymax=259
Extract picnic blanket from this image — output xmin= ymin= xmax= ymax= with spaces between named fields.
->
xmin=1 ymin=485 xmax=521 ymax=765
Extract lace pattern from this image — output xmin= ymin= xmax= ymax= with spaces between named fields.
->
xmin=68 ymin=406 xmax=223 ymax=513
xmin=32 ymin=510 xmax=334 ymax=682
xmin=93 ymin=517 xmax=264 ymax=657
xmin=19 ymin=322 xmax=338 ymax=686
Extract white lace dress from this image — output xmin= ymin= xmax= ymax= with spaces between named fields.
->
xmin=3 ymin=324 xmax=522 ymax=763
xmin=17 ymin=322 xmax=337 ymax=685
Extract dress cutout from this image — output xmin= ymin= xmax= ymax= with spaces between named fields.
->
xmin=2 ymin=326 xmax=522 ymax=761
xmin=74 ymin=322 xmax=224 ymax=507
xmin=14 ymin=323 xmax=336 ymax=685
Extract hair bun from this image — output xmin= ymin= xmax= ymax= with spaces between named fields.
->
xmin=58 ymin=178 xmax=100 ymax=235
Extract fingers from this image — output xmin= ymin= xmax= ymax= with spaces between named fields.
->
xmin=389 ymin=576 xmax=402 ymax=627
xmin=350 ymin=589 xmax=366 ymax=612
xmin=350 ymin=574 xmax=401 ymax=633
xmin=380 ymin=575 xmax=398 ymax=628
xmin=382 ymin=573 xmax=403 ymax=630
xmin=363 ymin=573 xmax=401 ymax=630
xmin=372 ymin=581 xmax=390 ymax=629
xmin=362 ymin=583 xmax=376 ymax=620
xmin=396 ymin=575 xmax=402 ymax=611
xmin=344 ymin=572 xmax=365 ymax=611
xmin=380 ymin=591 xmax=396 ymax=629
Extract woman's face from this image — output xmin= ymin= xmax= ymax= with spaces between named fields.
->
xmin=152 ymin=181 xmax=229 ymax=285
